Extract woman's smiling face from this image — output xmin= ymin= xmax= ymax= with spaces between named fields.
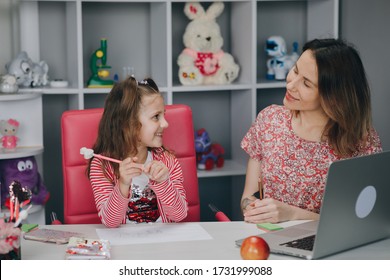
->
xmin=283 ymin=50 xmax=322 ymax=113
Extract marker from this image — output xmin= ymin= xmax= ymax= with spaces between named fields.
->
xmin=208 ymin=203 xmax=231 ymax=222
xmin=51 ymin=212 xmax=62 ymax=225
xmin=14 ymin=197 xmax=20 ymax=221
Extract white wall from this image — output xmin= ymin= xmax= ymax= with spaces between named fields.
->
xmin=0 ymin=0 xmax=19 ymax=75
xmin=340 ymin=0 xmax=390 ymax=151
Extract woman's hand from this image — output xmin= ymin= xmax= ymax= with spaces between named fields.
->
xmin=243 ymin=198 xmax=320 ymax=223
xmin=143 ymin=160 xmax=169 ymax=183
xmin=243 ymin=198 xmax=294 ymax=224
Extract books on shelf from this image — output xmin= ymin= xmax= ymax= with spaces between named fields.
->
xmin=65 ymin=237 xmax=111 ymax=260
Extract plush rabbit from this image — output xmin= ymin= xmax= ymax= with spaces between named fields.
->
xmin=177 ymin=2 xmax=240 ymax=85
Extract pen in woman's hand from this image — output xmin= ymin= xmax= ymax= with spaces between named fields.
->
xmin=258 ymin=181 xmax=263 ymax=200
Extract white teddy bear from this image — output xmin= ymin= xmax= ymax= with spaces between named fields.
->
xmin=177 ymin=2 xmax=240 ymax=85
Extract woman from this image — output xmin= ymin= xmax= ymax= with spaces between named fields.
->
xmin=241 ymin=38 xmax=382 ymax=224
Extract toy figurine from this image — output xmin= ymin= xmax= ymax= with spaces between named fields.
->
xmin=194 ymin=128 xmax=225 ymax=170
xmin=5 ymin=51 xmax=49 ymax=87
xmin=0 ymin=74 xmax=18 ymax=93
xmin=87 ymin=38 xmax=114 ymax=88
xmin=0 ymin=156 xmax=50 ymax=206
xmin=177 ymin=2 xmax=240 ymax=85
xmin=7 ymin=180 xmax=32 ymax=222
xmin=0 ymin=119 xmax=19 ymax=152
xmin=265 ymin=36 xmax=298 ymax=80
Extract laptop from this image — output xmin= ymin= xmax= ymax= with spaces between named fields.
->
xmin=236 ymin=151 xmax=390 ymax=259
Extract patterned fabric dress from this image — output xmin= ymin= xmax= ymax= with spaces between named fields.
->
xmin=241 ymin=105 xmax=382 ymax=213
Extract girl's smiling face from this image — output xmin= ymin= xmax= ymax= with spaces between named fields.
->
xmin=137 ymin=94 xmax=168 ymax=150
xmin=283 ymin=50 xmax=322 ymax=113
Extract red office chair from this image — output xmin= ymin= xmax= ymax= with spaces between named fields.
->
xmin=61 ymin=104 xmax=200 ymax=224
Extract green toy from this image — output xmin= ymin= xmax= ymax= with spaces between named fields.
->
xmin=87 ymin=38 xmax=114 ymax=88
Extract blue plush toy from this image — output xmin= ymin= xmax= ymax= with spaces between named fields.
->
xmin=194 ymin=128 xmax=225 ymax=170
xmin=0 ymin=156 xmax=50 ymax=206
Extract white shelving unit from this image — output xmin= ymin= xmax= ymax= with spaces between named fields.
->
xmin=0 ymin=91 xmax=46 ymax=224
xmin=0 ymin=205 xmax=46 ymax=225
xmin=16 ymin=0 xmax=338 ymax=221
xmin=0 ymin=91 xmax=43 ymax=157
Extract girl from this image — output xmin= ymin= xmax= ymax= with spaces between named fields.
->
xmin=241 ymin=38 xmax=382 ymax=224
xmin=88 ymin=77 xmax=188 ymax=228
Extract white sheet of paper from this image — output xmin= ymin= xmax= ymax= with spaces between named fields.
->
xmin=96 ymin=223 xmax=213 ymax=246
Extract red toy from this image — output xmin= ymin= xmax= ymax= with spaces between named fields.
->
xmin=194 ymin=128 xmax=224 ymax=170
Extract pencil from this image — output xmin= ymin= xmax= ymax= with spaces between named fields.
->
xmin=15 ymin=197 xmax=20 ymax=221
xmin=9 ymin=199 xmax=14 ymax=221
xmin=258 ymin=181 xmax=263 ymax=200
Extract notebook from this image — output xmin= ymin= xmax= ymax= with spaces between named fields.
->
xmin=236 ymin=150 xmax=390 ymax=259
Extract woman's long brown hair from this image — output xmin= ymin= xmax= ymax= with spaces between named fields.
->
xmin=299 ymin=39 xmax=372 ymax=156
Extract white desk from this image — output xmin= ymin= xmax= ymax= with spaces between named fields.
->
xmin=21 ymin=221 xmax=390 ymax=260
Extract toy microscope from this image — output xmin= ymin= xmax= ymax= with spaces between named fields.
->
xmin=87 ymin=38 xmax=114 ymax=88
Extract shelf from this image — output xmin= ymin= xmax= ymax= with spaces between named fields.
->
xmin=0 ymin=91 xmax=42 ymax=101
xmin=256 ymin=80 xmax=286 ymax=89
xmin=172 ymin=83 xmax=252 ymax=92
xmin=197 ymin=159 xmax=246 ymax=178
xmin=0 ymin=85 xmax=43 ymax=158
xmin=0 ymin=204 xmax=45 ymax=225
xmin=1 ymin=204 xmax=43 ymax=217
xmin=83 ymin=88 xmax=111 ymax=94
xmin=0 ymin=146 xmax=44 ymax=160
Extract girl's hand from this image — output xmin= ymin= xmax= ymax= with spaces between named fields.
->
xmin=119 ymin=157 xmax=144 ymax=187
xmin=243 ymin=198 xmax=293 ymax=224
xmin=143 ymin=160 xmax=169 ymax=183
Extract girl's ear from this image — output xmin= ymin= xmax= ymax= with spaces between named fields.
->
xmin=184 ymin=2 xmax=205 ymax=20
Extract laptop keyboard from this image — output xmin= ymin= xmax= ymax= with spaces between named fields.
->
xmin=280 ymin=235 xmax=316 ymax=251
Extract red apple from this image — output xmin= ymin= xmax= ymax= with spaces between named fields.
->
xmin=240 ymin=236 xmax=270 ymax=260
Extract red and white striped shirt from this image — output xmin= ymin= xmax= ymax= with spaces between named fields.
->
xmin=89 ymin=147 xmax=188 ymax=228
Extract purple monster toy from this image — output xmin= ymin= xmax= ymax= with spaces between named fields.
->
xmin=0 ymin=156 xmax=50 ymax=206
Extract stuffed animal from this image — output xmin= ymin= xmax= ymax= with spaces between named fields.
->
xmin=0 ymin=119 xmax=20 ymax=151
xmin=0 ymin=74 xmax=18 ymax=93
xmin=5 ymin=51 xmax=49 ymax=88
xmin=0 ymin=156 xmax=50 ymax=206
xmin=177 ymin=2 xmax=240 ymax=85
xmin=194 ymin=128 xmax=225 ymax=170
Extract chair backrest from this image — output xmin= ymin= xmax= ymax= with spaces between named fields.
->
xmin=61 ymin=104 xmax=200 ymax=224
